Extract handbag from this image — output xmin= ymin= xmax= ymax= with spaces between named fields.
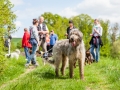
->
xmin=29 ymin=38 xmax=37 ymax=45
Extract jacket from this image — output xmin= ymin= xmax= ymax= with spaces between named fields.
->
xmin=22 ymin=31 xmax=32 ymax=48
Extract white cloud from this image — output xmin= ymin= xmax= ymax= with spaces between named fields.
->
xmin=14 ymin=21 xmax=22 ymax=27
xmin=59 ymin=7 xmax=78 ymax=18
xmin=59 ymin=0 xmax=120 ymax=23
xmin=11 ymin=0 xmax=24 ymax=6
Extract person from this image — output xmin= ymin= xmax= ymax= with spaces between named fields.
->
xmin=25 ymin=19 xmax=39 ymax=67
xmin=89 ymin=19 xmax=103 ymax=62
xmin=22 ymin=28 xmax=32 ymax=60
xmin=65 ymin=20 xmax=75 ymax=39
xmin=46 ymin=33 xmax=50 ymax=52
xmin=37 ymin=16 xmax=49 ymax=53
xmin=49 ymin=30 xmax=58 ymax=54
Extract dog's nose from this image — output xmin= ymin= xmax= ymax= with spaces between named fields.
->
xmin=71 ymin=38 xmax=74 ymax=41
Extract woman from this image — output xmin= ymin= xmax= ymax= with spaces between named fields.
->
xmin=90 ymin=19 xmax=103 ymax=62
xmin=25 ymin=19 xmax=39 ymax=67
xmin=22 ymin=28 xmax=32 ymax=60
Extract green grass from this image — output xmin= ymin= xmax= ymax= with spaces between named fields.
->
xmin=11 ymin=38 xmax=22 ymax=45
xmin=0 ymin=56 xmax=26 ymax=86
xmin=0 ymin=56 xmax=120 ymax=90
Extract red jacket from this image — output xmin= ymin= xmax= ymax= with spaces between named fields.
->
xmin=22 ymin=31 xmax=32 ymax=48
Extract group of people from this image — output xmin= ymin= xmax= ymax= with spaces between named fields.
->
xmin=22 ymin=16 xmax=58 ymax=67
xmin=22 ymin=16 xmax=103 ymax=68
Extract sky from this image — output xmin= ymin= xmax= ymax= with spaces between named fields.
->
xmin=10 ymin=0 xmax=120 ymax=38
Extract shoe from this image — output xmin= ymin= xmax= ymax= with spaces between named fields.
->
xmin=25 ymin=63 xmax=29 ymax=68
xmin=34 ymin=63 xmax=39 ymax=67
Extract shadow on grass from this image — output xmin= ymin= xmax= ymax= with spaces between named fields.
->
xmin=33 ymin=71 xmax=69 ymax=80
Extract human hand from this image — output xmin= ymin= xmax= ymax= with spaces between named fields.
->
xmin=38 ymin=42 xmax=40 ymax=46
xmin=65 ymin=33 xmax=68 ymax=36
xmin=90 ymin=34 xmax=93 ymax=36
xmin=94 ymin=29 xmax=97 ymax=33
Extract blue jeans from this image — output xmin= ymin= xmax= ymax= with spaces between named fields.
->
xmin=90 ymin=44 xmax=100 ymax=62
xmin=27 ymin=44 xmax=37 ymax=64
xmin=24 ymin=47 xmax=30 ymax=60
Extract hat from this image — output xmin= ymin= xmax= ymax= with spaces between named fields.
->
xmin=69 ymin=20 xmax=73 ymax=23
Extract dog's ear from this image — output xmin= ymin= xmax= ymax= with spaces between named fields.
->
xmin=69 ymin=38 xmax=71 ymax=43
xmin=78 ymin=31 xmax=83 ymax=42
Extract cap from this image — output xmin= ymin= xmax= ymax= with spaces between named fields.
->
xmin=69 ymin=20 xmax=73 ymax=23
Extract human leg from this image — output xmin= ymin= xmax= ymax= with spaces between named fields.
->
xmin=24 ymin=47 xmax=30 ymax=60
xmin=31 ymin=44 xmax=37 ymax=64
xmin=90 ymin=45 xmax=96 ymax=60
xmin=95 ymin=45 xmax=100 ymax=62
xmin=41 ymin=39 xmax=47 ymax=52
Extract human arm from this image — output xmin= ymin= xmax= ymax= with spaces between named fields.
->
xmin=94 ymin=27 xmax=103 ymax=36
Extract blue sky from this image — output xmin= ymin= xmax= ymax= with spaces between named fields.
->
xmin=11 ymin=0 xmax=120 ymax=38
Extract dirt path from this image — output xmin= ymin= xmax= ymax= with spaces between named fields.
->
xmin=0 ymin=66 xmax=36 ymax=89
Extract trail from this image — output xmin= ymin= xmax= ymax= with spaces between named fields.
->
xmin=0 ymin=66 xmax=36 ymax=89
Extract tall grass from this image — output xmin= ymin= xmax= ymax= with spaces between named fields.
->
xmin=0 ymin=56 xmax=26 ymax=86
xmin=0 ymin=56 xmax=120 ymax=90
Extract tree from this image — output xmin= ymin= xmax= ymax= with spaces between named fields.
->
xmin=110 ymin=23 xmax=119 ymax=44
xmin=72 ymin=14 xmax=93 ymax=49
xmin=0 ymin=0 xmax=16 ymax=73
xmin=41 ymin=12 xmax=68 ymax=39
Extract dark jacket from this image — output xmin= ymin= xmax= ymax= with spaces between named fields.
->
xmin=67 ymin=26 xmax=75 ymax=39
xmin=89 ymin=36 xmax=103 ymax=48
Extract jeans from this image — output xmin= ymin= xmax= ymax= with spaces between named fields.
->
xmin=90 ymin=44 xmax=100 ymax=62
xmin=24 ymin=47 xmax=30 ymax=60
xmin=27 ymin=44 xmax=37 ymax=64
xmin=49 ymin=45 xmax=54 ymax=53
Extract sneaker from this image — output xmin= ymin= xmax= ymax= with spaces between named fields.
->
xmin=25 ymin=63 xmax=29 ymax=68
xmin=34 ymin=63 xmax=39 ymax=67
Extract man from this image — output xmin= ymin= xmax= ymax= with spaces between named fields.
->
xmin=65 ymin=20 xmax=75 ymax=39
xmin=37 ymin=16 xmax=49 ymax=53
xmin=49 ymin=30 xmax=58 ymax=54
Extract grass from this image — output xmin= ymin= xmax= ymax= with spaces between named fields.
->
xmin=0 ymin=56 xmax=120 ymax=90
xmin=0 ymin=56 xmax=26 ymax=86
xmin=11 ymin=38 xmax=22 ymax=45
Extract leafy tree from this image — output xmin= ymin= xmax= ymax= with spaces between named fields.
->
xmin=0 ymin=0 xmax=16 ymax=74
xmin=41 ymin=12 xmax=68 ymax=39
xmin=72 ymin=14 xmax=93 ymax=49
xmin=99 ymin=19 xmax=111 ymax=56
xmin=110 ymin=23 xmax=119 ymax=44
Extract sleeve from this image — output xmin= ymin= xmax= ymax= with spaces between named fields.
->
xmin=55 ymin=34 xmax=58 ymax=41
xmin=99 ymin=26 xmax=103 ymax=36
xmin=67 ymin=27 xmax=69 ymax=34
xmin=46 ymin=25 xmax=48 ymax=31
xmin=92 ymin=27 xmax=94 ymax=35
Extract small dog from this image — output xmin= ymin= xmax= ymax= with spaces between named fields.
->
xmin=85 ymin=48 xmax=94 ymax=65
xmin=5 ymin=49 xmax=20 ymax=60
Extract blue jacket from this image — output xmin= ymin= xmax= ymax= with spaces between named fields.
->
xmin=50 ymin=34 xmax=58 ymax=45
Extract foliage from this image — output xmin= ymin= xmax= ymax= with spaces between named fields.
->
xmin=41 ymin=12 xmax=69 ymax=39
xmin=111 ymin=40 xmax=120 ymax=59
xmin=0 ymin=0 xmax=16 ymax=74
xmin=16 ymin=41 xmax=22 ymax=50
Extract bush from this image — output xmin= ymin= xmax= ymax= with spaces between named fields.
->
xmin=111 ymin=40 xmax=120 ymax=59
xmin=100 ymin=43 xmax=111 ymax=57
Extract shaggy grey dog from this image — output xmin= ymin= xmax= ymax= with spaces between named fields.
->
xmin=47 ymin=29 xmax=85 ymax=79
